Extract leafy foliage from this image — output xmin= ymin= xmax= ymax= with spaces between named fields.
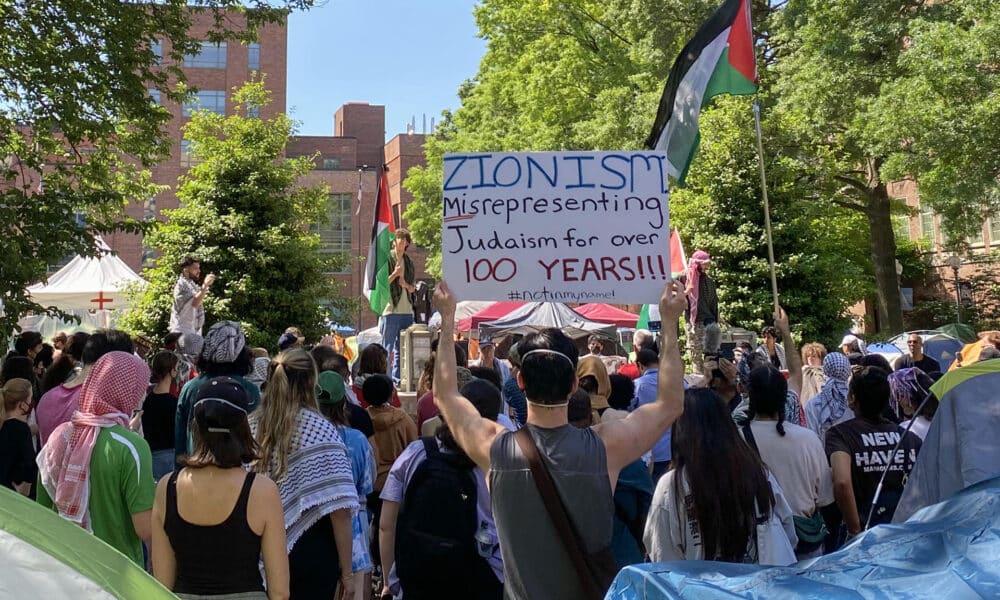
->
xmin=0 ymin=0 xmax=314 ymax=334
xmin=119 ymin=82 xmax=347 ymax=349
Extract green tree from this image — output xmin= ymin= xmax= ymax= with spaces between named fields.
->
xmin=0 ymin=1 xmax=313 ymax=334
xmin=119 ymin=82 xmax=347 ymax=349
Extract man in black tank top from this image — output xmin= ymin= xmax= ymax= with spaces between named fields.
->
xmin=430 ymin=280 xmax=687 ymax=599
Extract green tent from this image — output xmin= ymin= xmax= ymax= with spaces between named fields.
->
xmin=933 ymin=323 xmax=978 ymax=344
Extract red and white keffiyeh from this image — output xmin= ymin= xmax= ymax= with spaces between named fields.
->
xmin=37 ymin=351 xmax=150 ymax=529
xmin=685 ymin=250 xmax=712 ymax=327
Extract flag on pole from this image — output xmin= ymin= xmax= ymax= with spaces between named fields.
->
xmin=637 ymin=228 xmax=687 ymax=330
xmin=646 ymin=0 xmax=758 ymax=185
xmin=363 ymin=167 xmax=395 ymax=314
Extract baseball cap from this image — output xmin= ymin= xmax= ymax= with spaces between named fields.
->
xmin=480 ymin=337 xmax=494 ymax=348
xmin=194 ymin=376 xmax=251 ymax=432
xmin=317 ymin=371 xmax=346 ymax=405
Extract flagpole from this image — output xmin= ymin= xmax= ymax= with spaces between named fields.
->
xmin=752 ymin=100 xmax=780 ymax=313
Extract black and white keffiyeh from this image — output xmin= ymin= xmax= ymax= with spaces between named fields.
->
xmin=202 ymin=320 xmax=246 ymax=364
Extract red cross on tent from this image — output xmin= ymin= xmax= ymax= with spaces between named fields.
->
xmin=90 ymin=291 xmax=114 ymax=310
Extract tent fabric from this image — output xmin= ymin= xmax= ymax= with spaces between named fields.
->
xmin=478 ymin=302 xmax=617 ymax=340
xmin=606 ymin=475 xmax=1000 ymax=599
xmin=574 ymin=304 xmax=640 ymax=329
xmin=889 ymin=332 xmax=962 ymax=371
xmin=457 ymin=301 xmax=525 ymax=332
xmin=893 ymin=359 xmax=1000 ymax=523
xmin=0 ymin=487 xmax=176 ymax=599
xmin=27 ymin=248 xmax=146 ymax=311
xmin=933 ymin=323 xmax=977 ymax=344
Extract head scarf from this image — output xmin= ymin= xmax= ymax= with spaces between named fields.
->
xmin=840 ymin=334 xmax=868 ymax=356
xmin=888 ymin=367 xmax=932 ymax=420
xmin=249 ymin=356 xmax=270 ymax=386
xmin=202 ymin=320 xmax=246 ymax=364
xmin=177 ymin=332 xmax=204 ymax=359
xmin=576 ymin=355 xmax=611 ymax=411
xmin=685 ymin=250 xmax=712 ymax=327
xmin=37 ymin=351 xmax=150 ymax=529
xmin=812 ymin=352 xmax=852 ymax=429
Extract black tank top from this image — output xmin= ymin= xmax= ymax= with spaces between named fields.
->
xmin=165 ymin=470 xmax=265 ymax=595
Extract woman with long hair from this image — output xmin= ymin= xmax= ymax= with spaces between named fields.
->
xmin=40 ymin=332 xmax=90 ymax=395
xmin=0 ymin=378 xmax=36 ymax=495
xmin=151 ymin=377 xmax=289 ymax=600
xmin=250 ymin=349 xmax=358 ymax=599
xmin=644 ymin=388 xmax=796 ymax=564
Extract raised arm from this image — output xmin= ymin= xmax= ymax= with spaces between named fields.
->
xmin=597 ymin=279 xmax=686 ymax=475
xmin=433 ymin=281 xmax=506 ymax=472
xmin=774 ymin=307 xmax=802 ymax=396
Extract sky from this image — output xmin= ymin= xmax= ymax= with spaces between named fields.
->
xmin=286 ymin=0 xmax=485 ymax=139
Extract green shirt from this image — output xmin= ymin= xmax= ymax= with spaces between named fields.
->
xmin=38 ymin=425 xmax=155 ymax=565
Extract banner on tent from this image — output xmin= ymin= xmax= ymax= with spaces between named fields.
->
xmin=441 ymin=151 xmax=671 ymax=303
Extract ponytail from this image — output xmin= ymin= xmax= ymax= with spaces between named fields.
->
xmin=253 ymin=349 xmax=318 ymax=482
xmin=776 ymin=403 xmax=786 ymax=437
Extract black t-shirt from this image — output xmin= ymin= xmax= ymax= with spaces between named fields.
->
xmin=0 ymin=419 xmax=36 ymax=491
xmin=894 ymin=354 xmax=941 ymax=374
xmin=348 ymin=403 xmax=375 ymax=438
xmin=143 ymin=391 xmax=179 ymax=452
xmin=826 ymin=417 xmax=922 ymax=524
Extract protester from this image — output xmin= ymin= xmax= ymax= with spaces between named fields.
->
xmin=633 ymin=348 xmax=672 ymax=481
xmin=840 ymin=334 xmax=867 ymax=362
xmin=827 ymin=367 xmax=922 ymax=535
xmin=800 ymin=342 xmax=827 ymax=403
xmin=380 ymin=228 xmax=416 ymax=383
xmin=317 ymin=371 xmax=376 ymax=600
xmin=601 ymin=374 xmax=634 ymax=423
xmin=247 ymin=347 xmax=270 ymax=392
xmin=502 ymin=342 xmax=528 ymax=426
xmin=144 ymin=351 xmax=180 ymax=480
xmin=36 ymin=351 xmax=154 ymax=566
xmin=889 ymin=368 xmax=938 ymax=441
xmin=174 ymin=321 xmax=258 ymax=463
xmin=577 ymin=355 xmax=611 ymax=421
xmin=250 ymin=349 xmax=357 ymax=599
xmin=7 ymin=331 xmax=43 ymax=361
xmin=744 ymin=366 xmax=833 ymax=559
xmin=618 ymin=329 xmax=656 ymax=380
xmin=379 ymin=379 xmax=505 ymax=600
xmin=353 ymin=344 xmax=401 ymax=408
xmin=40 ymin=332 xmax=89 ymax=395
xmin=36 ymin=329 xmax=134 ymax=445
xmin=683 ymin=250 xmax=718 ymax=375
xmin=756 ymin=326 xmax=787 ymax=370
xmin=471 ymin=337 xmax=510 ymax=382
xmin=172 ymin=332 xmax=203 ymax=397
xmin=0 ymin=379 xmax=36 ymax=495
xmin=311 ymin=345 xmax=374 ymax=437
xmin=894 ymin=333 xmax=941 ymax=373
xmin=804 ymin=352 xmax=855 ymax=443
xmin=644 ymin=387 xmax=796 ymax=564
xmin=431 ymin=279 xmax=685 ymax=600
xmin=1 ymin=356 xmax=37 ymax=399
xmin=33 ymin=343 xmax=54 ymax=380
xmin=468 ymin=367 xmax=518 ymax=431
xmin=151 ymin=377 xmax=289 ymax=600
xmin=169 ymin=256 xmax=215 ymax=335
xmin=51 ymin=332 xmax=68 ymax=360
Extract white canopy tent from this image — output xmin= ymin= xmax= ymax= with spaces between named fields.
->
xmin=26 ymin=242 xmax=147 ymax=312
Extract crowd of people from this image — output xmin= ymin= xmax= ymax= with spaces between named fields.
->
xmin=2 ymin=251 xmax=999 ymax=600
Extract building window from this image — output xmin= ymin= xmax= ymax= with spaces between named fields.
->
xmin=148 ymin=89 xmax=161 ymax=106
xmin=320 ymin=158 xmax=340 ymax=170
xmin=248 ymin=42 xmax=260 ymax=71
xmin=315 ymin=193 xmax=353 ymax=273
xmin=892 ymin=214 xmax=910 ymax=241
xmin=991 ymin=215 xmax=1000 ymax=246
xmin=247 ymin=104 xmax=260 ymax=119
xmin=184 ymin=42 xmax=227 ymax=68
xmin=919 ymin=206 xmax=935 ymax=241
xmin=968 ymin=222 xmax=985 ymax=247
xmin=183 ymin=90 xmax=225 ymax=117
xmin=142 ymin=197 xmax=157 ymax=220
xmin=180 ymin=140 xmax=198 ymax=168
xmin=151 ymin=39 xmax=162 ymax=63
xmin=141 ymin=246 xmax=156 ymax=269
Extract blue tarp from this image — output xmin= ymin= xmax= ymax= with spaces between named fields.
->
xmin=606 ymin=476 xmax=1000 ymax=599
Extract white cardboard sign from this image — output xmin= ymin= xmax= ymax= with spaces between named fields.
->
xmin=441 ymin=151 xmax=670 ymax=303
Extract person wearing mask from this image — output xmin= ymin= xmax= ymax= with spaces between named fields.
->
xmin=0 ymin=379 xmax=36 ymax=495
xmin=894 ymin=334 xmax=941 ymax=374
xmin=805 ymin=353 xmax=855 ymax=443
xmin=644 ymin=387 xmax=797 ymax=564
xmin=827 ymin=367 xmax=922 ymax=535
xmin=151 ymin=377 xmax=289 ymax=600
xmin=317 ymin=371 xmax=377 ymax=600
xmin=431 ymin=279 xmax=686 ymax=600
xmin=353 ymin=344 xmax=401 ymax=409
xmin=40 ymin=332 xmax=90 ymax=395
xmin=36 ymin=352 xmax=154 ymax=566
xmin=144 ymin=351 xmax=180 ymax=480
xmin=174 ymin=321 xmax=258 ymax=464
xmin=633 ymin=349 xmax=672 ymax=481
xmin=379 ymin=379 xmax=505 ymax=600
xmin=800 ymin=343 xmax=828 ymax=404
xmin=36 ymin=330 xmax=133 ymax=445
xmin=169 ymin=256 xmax=214 ymax=335
xmin=250 ymin=349 xmax=357 ymax=599
xmin=743 ymin=366 xmax=834 ymax=559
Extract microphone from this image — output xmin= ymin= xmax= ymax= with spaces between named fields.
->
xmin=703 ymin=322 xmax=722 ymax=356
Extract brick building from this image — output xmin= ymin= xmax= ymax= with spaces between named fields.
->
xmin=101 ymin=12 xmax=431 ymax=332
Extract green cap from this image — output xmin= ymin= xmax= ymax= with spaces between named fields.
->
xmin=317 ymin=371 xmax=346 ymax=405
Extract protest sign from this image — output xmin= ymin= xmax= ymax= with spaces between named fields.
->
xmin=441 ymin=151 xmax=670 ymax=304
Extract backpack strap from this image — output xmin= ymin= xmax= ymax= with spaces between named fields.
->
xmin=514 ymin=427 xmax=605 ymax=600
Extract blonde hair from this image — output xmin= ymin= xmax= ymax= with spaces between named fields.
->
xmin=252 ymin=348 xmax=318 ymax=482
xmin=1 ymin=378 xmax=33 ymax=430
xmin=801 ymin=342 xmax=828 ymax=365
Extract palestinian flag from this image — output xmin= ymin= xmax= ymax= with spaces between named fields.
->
xmin=363 ymin=167 xmax=395 ymax=314
xmin=637 ymin=229 xmax=687 ymax=330
xmin=0 ymin=487 xmax=175 ymax=599
xmin=646 ymin=0 xmax=758 ymax=184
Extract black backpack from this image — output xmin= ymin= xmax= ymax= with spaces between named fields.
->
xmin=395 ymin=437 xmax=499 ymax=599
